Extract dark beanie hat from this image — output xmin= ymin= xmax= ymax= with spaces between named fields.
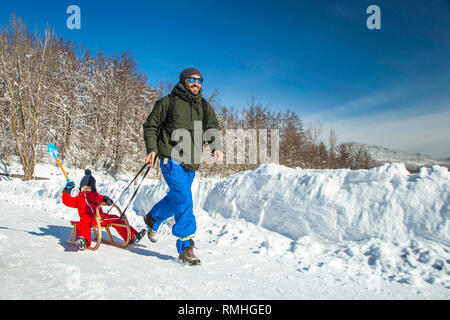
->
xmin=179 ymin=67 xmax=202 ymax=83
xmin=79 ymin=169 xmax=96 ymax=192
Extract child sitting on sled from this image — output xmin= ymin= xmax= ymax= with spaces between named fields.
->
xmin=62 ymin=169 xmax=146 ymax=250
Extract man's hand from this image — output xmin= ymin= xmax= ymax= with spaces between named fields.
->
xmin=146 ymin=152 xmax=157 ymax=167
xmin=212 ymin=150 xmax=224 ymax=162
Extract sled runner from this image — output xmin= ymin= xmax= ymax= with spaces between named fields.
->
xmin=67 ymin=203 xmax=131 ymax=251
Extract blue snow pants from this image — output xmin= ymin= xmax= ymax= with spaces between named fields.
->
xmin=149 ymin=158 xmax=196 ymax=253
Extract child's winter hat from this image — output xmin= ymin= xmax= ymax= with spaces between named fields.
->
xmin=79 ymin=169 xmax=96 ymax=192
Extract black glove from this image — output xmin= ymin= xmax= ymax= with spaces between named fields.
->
xmin=103 ymin=195 xmax=113 ymax=206
xmin=63 ymin=181 xmax=75 ymax=194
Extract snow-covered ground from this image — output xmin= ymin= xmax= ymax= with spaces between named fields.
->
xmin=0 ymin=161 xmax=449 ymax=299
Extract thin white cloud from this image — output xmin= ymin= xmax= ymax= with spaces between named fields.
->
xmin=304 ymin=93 xmax=450 ymax=158
xmin=307 ymin=85 xmax=414 ymax=121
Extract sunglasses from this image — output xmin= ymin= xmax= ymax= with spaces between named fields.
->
xmin=187 ymin=77 xmax=203 ymax=85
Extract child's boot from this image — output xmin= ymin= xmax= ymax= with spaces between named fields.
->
xmin=75 ymin=236 xmax=87 ymax=250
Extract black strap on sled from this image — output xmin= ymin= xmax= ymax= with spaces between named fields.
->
xmin=101 ymin=163 xmax=150 ymax=221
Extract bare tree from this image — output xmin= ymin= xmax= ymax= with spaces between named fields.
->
xmin=305 ymin=121 xmax=322 ymax=168
xmin=337 ymin=142 xmax=375 ymax=170
xmin=279 ymin=111 xmax=306 ymax=168
xmin=328 ymin=128 xmax=338 ymax=168
xmin=0 ymin=16 xmax=55 ymax=180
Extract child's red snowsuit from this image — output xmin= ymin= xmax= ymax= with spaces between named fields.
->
xmin=62 ymin=190 xmax=138 ymax=248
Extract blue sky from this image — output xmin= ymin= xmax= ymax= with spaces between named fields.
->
xmin=1 ymin=0 xmax=449 ymax=157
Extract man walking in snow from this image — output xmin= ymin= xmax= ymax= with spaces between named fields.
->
xmin=143 ymin=67 xmax=223 ymax=265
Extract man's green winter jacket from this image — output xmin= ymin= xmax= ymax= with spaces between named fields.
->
xmin=143 ymin=83 xmax=223 ymax=171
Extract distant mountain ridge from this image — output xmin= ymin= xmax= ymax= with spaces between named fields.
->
xmin=362 ymin=144 xmax=450 ymax=171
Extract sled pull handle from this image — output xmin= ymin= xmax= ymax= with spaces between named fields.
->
xmin=101 ymin=163 xmax=149 ymax=221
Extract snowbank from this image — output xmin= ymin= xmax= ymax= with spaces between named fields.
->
xmin=3 ymin=162 xmax=449 ymax=244
xmin=203 ymin=163 xmax=450 ymax=244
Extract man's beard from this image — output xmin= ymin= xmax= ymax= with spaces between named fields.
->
xmin=181 ymin=81 xmax=201 ymax=96
xmin=188 ymin=84 xmax=200 ymax=94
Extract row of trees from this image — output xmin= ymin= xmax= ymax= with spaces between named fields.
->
xmin=0 ymin=16 xmax=376 ymax=180
xmin=0 ymin=16 xmax=158 ymax=179
xmin=199 ymin=99 xmax=376 ymax=176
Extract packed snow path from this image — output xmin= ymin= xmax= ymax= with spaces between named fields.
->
xmin=1 ymin=205 xmax=448 ymax=299
xmin=0 ymin=162 xmax=449 ymax=299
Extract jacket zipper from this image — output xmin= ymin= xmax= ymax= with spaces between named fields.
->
xmin=84 ymin=193 xmax=95 ymax=216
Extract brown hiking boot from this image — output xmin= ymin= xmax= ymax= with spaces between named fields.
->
xmin=147 ymin=229 xmax=157 ymax=243
xmin=179 ymin=242 xmax=201 ymax=265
